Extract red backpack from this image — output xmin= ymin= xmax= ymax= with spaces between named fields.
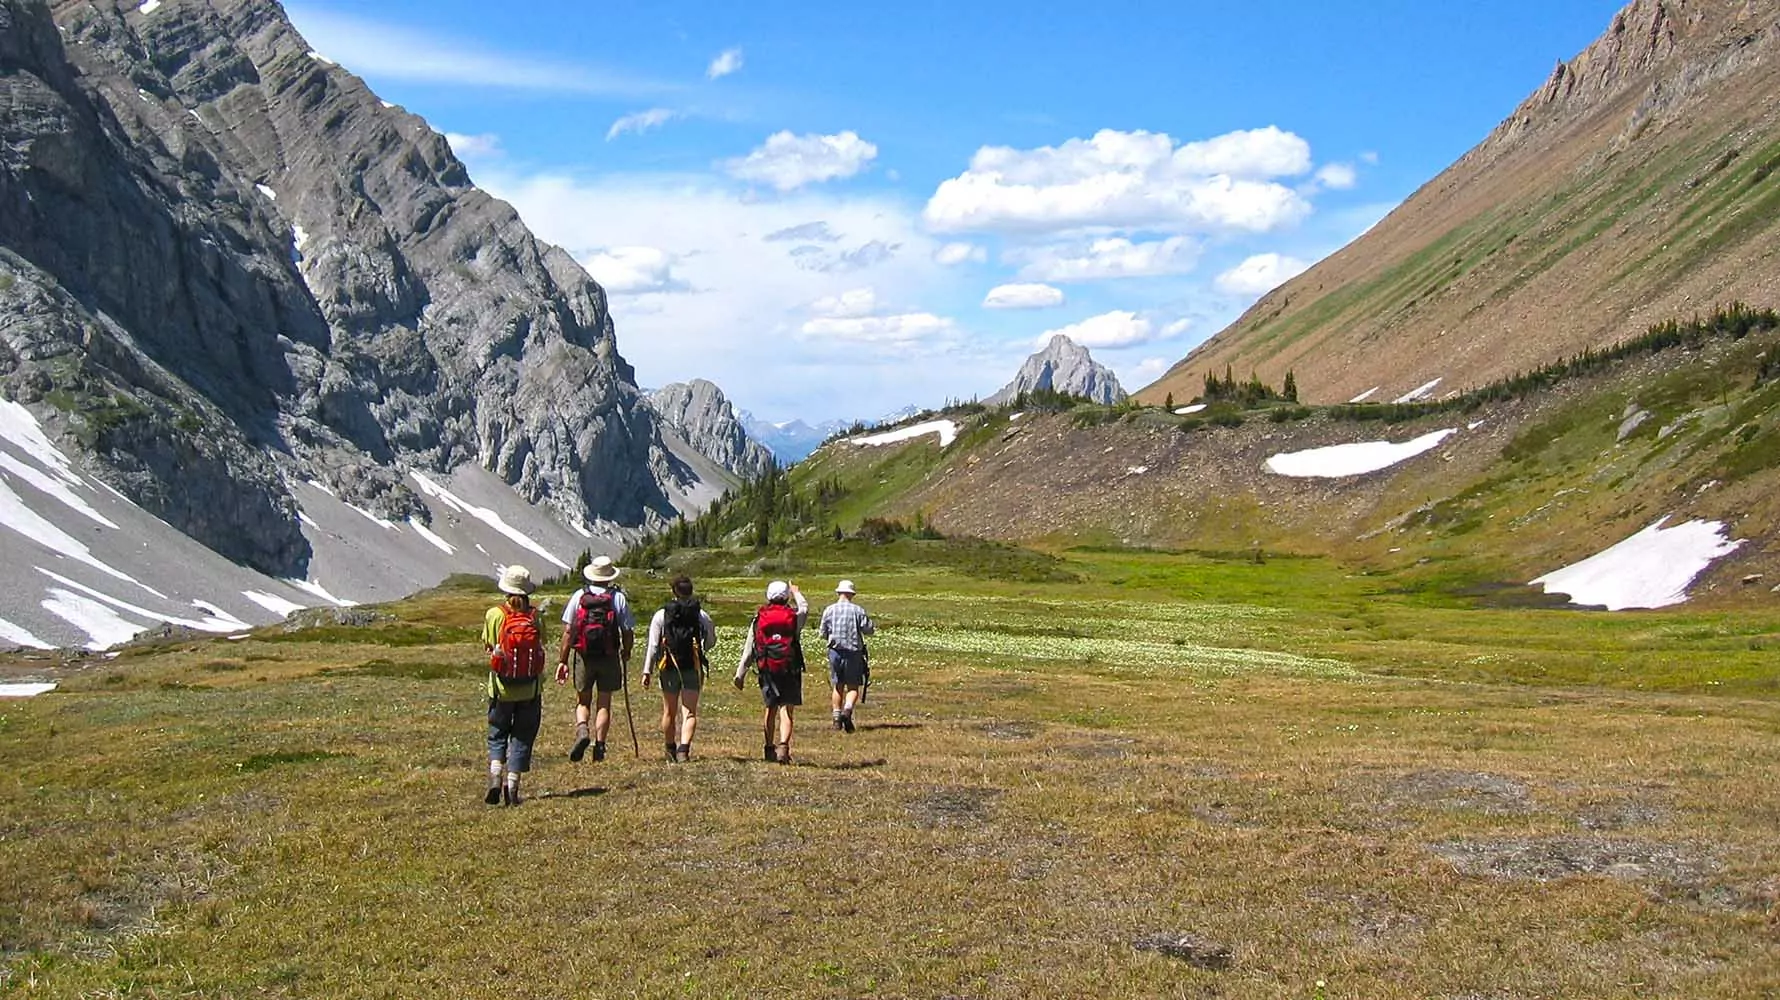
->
xmin=753 ymin=603 xmax=799 ymax=673
xmin=490 ymin=607 xmax=545 ymax=680
xmin=571 ymin=589 xmax=619 ymax=657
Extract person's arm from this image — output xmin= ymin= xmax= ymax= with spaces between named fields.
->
xmin=556 ymin=595 xmax=576 ymax=682
xmin=640 ymin=611 xmax=662 ymax=686
xmin=791 ymin=586 xmax=809 ymax=630
xmin=734 ymin=615 xmax=755 ymax=688
xmin=701 ymin=611 xmax=718 ymax=652
xmin=819 ymin=605 xmax=833 ymax=642
xmin=482 ymin=606 xmax=502 ymax=651
xmin=616 ymin=594 xmax=637 ymax=661
xmin=857 ymin=605 xmax=875 ymax=636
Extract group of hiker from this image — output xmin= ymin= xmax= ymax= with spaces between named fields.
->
xmin=480 ymin=558 xmax=874 ymax=805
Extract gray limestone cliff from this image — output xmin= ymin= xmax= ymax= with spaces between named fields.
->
xmin=0 ymin=0 xmax=694 ymax=574
xmin=986 ymin=336 xmax=1127 ymax=406
xmin=649 ymin=380 xmax=774 ymax=480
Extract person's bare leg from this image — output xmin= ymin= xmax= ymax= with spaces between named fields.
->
xmin=594 ymin=690 xmax=613 ymax=743
xmin=679 ymin=689 xmax=701 ymax=749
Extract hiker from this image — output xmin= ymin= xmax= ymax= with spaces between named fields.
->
xmin=483 ymin=565 xmax=546 ymax=806
xmin=734 ymin=580 xmax=808 ymax=764
xmin=821 ymin=579 xmax=874 ymax=733
xmin=640 ymin=575 xmax=717 ymax=762
xmin=556 ymin=556 xmax=635 ymax=764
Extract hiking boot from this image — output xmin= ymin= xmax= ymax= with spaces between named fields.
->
xmin=774 ymin=742 xmax=791 ymax=765
xmin=675 ymin=743 xmax=691 ymax=763
xmin=501 ymin=783 xmax=522 ymax=807
xmin=569 ymin=732 xmax=591 ymax=763
xmin=763 ymin=743 xmax=776 ymax=762
xmin=832 ymin=715 xmax=845 ymax=731
xmin=665 ymin=742 xmax=679 ymax=762
xmin=484 ymin=778 xmax=502 ymax=806
xmin=841 ymin=713 xmax=856 ymax=734
xmin=592 ymin=741 xmax=607 ymax=763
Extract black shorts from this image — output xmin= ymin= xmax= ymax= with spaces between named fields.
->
xmin=758 ymin=668 xmax=802 ymax=708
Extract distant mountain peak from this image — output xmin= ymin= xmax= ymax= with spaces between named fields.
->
xmin=987 ymin=336 xmax=1127 ymax=406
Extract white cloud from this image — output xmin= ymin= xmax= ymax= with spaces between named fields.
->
xmin=801 ymin=313 xmax=956 ymax=349
xmin=983 ymin=283 xmax=1065 ymax=310
xmin=1126 ymin=357 xmax=1171 ymax=385
xmin=582 ymin=246 xmax=685 ymax=295
xmin=473 ymin=169 xmax=982 ymax=418
xmin=1015 ymin=236 xmax=1199 ymax=282
xmin=1034 ymin=310 xmax=1155 ymax=350
xmin=443 ymin=132 xmax=503 ymax=159
xmin=607 ymin=108 xmax=680 ymax=140
xmin=935 ymin=242 xmax=987 ymax=266
xmin=284 ymin=7 xmax=672 ymax=97
xmin=1161 ymin=318 xmax=1192 ymax=338
xmin=725 ymin=131 xmax=879 ymax=191
xmin=1215 ymin=253 xmax=1310 ymax=296
xmin=810 ymin=287 xmax=880 ymax=318
xmin=1359 ymin=151 xmax=1380 ymax=165
xmin=924 ymin=127 xmax=1314 ymax=235
xmin=707 ymin=47 xmax=744 ymax=80
xmin=1315 ymin=162 xmax=1358 ymax=190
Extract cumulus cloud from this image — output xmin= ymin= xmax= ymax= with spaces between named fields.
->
xmin=725 ymin=131 xmax=879 ymax=191
xmin=582 ymin=246 xmax=685 ymax=295
xmin=1015 ymin=236 xmax=1199 ymax=282
xmin=1161 ymin=318 xmax=1192 ymax=338
xmin=801 ymin=313 xmax=956 ymax=350
xmin=706 ymin=47 xmax=744 ymax=80
xmin=983 ymin=283 xmax=1066 ymax=309
xmin=1215 ymin=253 xmax=1310 ymax=296
xmin=1034 ymin=310 xmax=1156 ymax=350
xmin=607 ymin=108 xmax=680 ymax=140
xmin=444 ymin=132 xmax=503 ymax=159
xmin=1315 ymin=162 xmax=1358 ymax=190
xmin=810 ymin=287 xmax=880 ymax=318
xmin=935 ymin=242 xmax=987 ymax=266
xmin=923 ymin=127 xmax=1314 ymax=235
xmin=765 ymin=221 xmax=841 ymax=243
xmin=1126 ymin=357 xmax=1171 ymax=385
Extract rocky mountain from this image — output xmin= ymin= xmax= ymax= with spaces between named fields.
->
xmin=648 ymin=380 xmax=774 ymax=480
xmin=1145 ymin=0 xmax=1780 ymax=406
xmin=988 ymin=335 xmax=1126 ymax=406
xmin=0 ymin=0 xmax=721 ymax=647
xmin=740 ymin=413 xmax=849 ymax=463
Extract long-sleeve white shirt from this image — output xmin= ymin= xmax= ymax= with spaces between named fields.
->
xmin=640 ymin=605 xmax=718 ymax=676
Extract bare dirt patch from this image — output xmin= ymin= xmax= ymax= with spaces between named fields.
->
xmin=909 ymin=786 xmax=1001 ymax=829
xmin=1377 ymin=769 xmax=1539 ymax=816
xmin=1427 ymin=836 xmax=1717 ymax=890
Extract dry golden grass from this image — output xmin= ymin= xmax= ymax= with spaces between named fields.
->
xmin=2 ymin=551 xmax=1777 ymax=998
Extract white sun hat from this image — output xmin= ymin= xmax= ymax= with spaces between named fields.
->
xmin=498 ymin=565 xmax=538 ymax=596
xmin=835 ymin=579 xmax=857 ymax=595
xmin=766 ymin=580 xmax=790 ymax=601
xmin=584 ymin=556 xmax=621 ymax=584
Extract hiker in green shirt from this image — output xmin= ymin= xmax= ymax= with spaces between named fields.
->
xmin=483 ymin=566 xmax=546 ymax=806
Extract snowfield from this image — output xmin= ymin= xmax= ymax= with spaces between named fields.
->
xmin=1265 ymin=429 xmax=1457 ymax=478
xmin=850 ymin=420 xmax=959 ymax=448
xmin=1530 ymin=518 xmax=1744 ymax=610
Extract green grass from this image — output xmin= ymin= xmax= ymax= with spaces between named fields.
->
xmin=4 ymin=547 xmax=1780 ymax=997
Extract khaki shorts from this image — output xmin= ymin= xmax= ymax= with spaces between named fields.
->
xmin=573 ymin=654 xmax=624 ymax=694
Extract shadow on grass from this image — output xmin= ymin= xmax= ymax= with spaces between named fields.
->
xmin=537 ymin=786 xmax=610 ymax=800
xmin=856 ymin=722 xmax=922 ymax=731
xmin=795 ymin=758 xmax=889 ymax=771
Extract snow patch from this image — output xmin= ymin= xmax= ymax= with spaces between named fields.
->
xmin=0 ymin=399 xmax=82 ymax=481
xmin=0 ymin=682 xmax=56 ymax=697
xmin=1173 ymin=404 xmax=1207 ymax=415
xmin=38 ymin=569 xmax=238 ymax=634
xmin=298 ymin=511 xmax=320 ymax=529
xmin=1349 ymin=387 xmax=1379 ymax=403
xmin=255 ymin=184 xmax=278 ymax=202
xmin=380 ymin=101 xmax=396 ymax=109
xmin=408 ymin=471 xmax=569 ymax=570
xmin=0 ymin=478 xmax=144 ymax=588
xmin=347 ymin=503 xmax=397 ymax=530
xmin=0 ymin=617 xmax=55 ymax=651
xmin=305 ymin=479 xmax=337 ymax=498
xmin=407 ymin=518 xmax=455 ymax=555
xmin=137 ymin=0 xmax=162 ymax=13
xmin=284 ymin=578 xmax=359 ymax=608
xmin=1265 ymin=429 xmax=1457 ymax=478
xmin=850 ymin=420 xmax=958 ymax=449
xmin=0 ymin=454 xmax=118 ymax=528
xmin=243 ymin=590 xmax=306 ymax=617
xmin=293 ymin=223 xmax=310 ymax=250
xmin=1393 ymin=378 xmax=1442 ymax=404
xmin=307 ymin=51 xmax=335 ymax=65
xmin=1530 ymin=518 xmax=1744 ymax=611
xmin=43 ymin=588 xmax=147 ymax=650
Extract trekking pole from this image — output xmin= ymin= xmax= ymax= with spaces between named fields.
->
xmin=621 ymin=657 xmax=640 ymax=759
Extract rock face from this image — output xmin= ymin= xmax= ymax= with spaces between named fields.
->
xmin=648 ymin=380 xmax=774 ymax=480
xmin=987 ymin=336 xmax=1127 ymax=406
xmin=0 ymin=0 xmax=697 ymax=576
xmin=1146 ymin=0 xmax=1780 ymax=406
xmin=740 ymin=413 xmax=851 ymax=464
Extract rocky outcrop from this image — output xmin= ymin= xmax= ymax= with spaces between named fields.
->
xmin=648 ymin=380 xmax=774 ymax=480
xmin=987 ymin=336 xmax=1127 ymax=406
xmin=0 ymin=0 xmax=696 ymax=574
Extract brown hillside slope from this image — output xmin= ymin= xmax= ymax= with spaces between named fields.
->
xmin=1145 ymin=0 xmax=1780 ymax=406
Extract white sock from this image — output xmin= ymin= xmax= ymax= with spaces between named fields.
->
xmin=488 ymin=760 xmax=503 ymax=780
xmin=505 ymin=771 xmax=521 ymax=788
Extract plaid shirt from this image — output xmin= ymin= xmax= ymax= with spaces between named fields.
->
xmin=819 ymin=600 xmax=874 ymax=652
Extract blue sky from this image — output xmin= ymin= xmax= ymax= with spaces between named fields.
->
xmin=287 ymin=0 xmax=1626 ymax=423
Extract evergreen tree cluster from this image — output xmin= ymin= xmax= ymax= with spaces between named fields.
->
xmin=1199 ymin=365 xmax=1298 ymax=406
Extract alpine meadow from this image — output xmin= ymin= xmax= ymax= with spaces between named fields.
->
xmin=3 ymin=0 xmax=1780 ymax=998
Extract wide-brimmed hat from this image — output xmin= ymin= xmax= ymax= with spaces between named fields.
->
xmin=498 ymin=565 xmax=538 ymax=596
xmin=584 ymin=556 xmax=621 ymax=584
xmin=766 ymin=580 xmax=790 ymax=602
xmin=835 ymin=579 xmax=857 ymax=595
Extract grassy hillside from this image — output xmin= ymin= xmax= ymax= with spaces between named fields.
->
xmin=3 ymin=547 xmax=1778 ymax=997
xmin=1146 ymin=2 xmax=1780 ymax=407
